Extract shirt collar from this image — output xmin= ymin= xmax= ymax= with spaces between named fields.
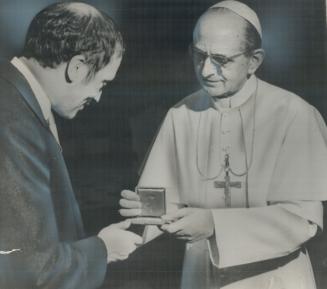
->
xmin=211 ymin=75 xmax=257 ymax=111
xmin=10 ymin=57 xmax=52 ymax=122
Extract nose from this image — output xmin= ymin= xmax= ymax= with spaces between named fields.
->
xmin=201 ymin=57 xmax=221 ymax=78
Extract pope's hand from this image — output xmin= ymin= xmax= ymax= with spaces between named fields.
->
xmin=160 ymin=208 xmax=215 ymax=243
xmin=119 ymin=190 xmax=142 ymax=217
xmin=98 ymin=219 xmax=143 ymax=263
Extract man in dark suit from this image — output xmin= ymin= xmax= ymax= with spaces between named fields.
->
xmin=0 ymin=2 xmax=142 ymax=289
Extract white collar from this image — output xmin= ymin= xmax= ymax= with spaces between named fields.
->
xmin=213 ymin=75 xmax=257 ymax=111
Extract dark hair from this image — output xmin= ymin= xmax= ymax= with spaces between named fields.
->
xmin=209 ymin=7 xmax=262 ymax=56
xmin=22 ymin=2 xmax=124 ymax=79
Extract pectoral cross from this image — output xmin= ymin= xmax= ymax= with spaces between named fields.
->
xmin=214 ymin=154 xmax=242 ymax=207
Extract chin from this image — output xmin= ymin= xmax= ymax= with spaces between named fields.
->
xmin=198 ymin=79 xmax=225 ymax=97
xmin=56 ymin=110 xmax=77 ymax=120
xmin=65 ymin=114 xmax=76 ymax=120
xmin=68 ymin=111 xmax=79 ymax=119
xmin=203 ymin=85 xmax=228 ymax=98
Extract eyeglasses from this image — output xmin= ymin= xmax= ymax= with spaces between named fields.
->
xmin=189 ymin=45 xmax=248 ymax=67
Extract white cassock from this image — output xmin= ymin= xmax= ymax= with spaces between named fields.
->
xmin=138 ymin=75 xmax=327 ymax=289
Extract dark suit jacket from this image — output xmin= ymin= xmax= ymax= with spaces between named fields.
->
xmin=0 ymin=60 xmax=107 ymax=289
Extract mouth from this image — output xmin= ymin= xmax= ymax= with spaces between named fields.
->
xmin=77 ymin=105 xmax=85 ymax=112
xmin=79 ymin=98 xmax=93 ymax=109
xmin=202 ymin=79 xmax=224 ymax=87
xmin=84 ymin=98 xmax=93 ymax=106
xmin=76 ymin=98 xmax=94 ymax=113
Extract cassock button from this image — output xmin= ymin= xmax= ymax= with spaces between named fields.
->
xmin=222 ymin=145 xmax=231 ymax=152
xmin=221 ymin=112 xmax=228 ymax=119
xmin=221 ymin=129 xmax=230 ymax=135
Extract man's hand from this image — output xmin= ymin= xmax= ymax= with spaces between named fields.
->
xmin=98 ymin=219 xmax=142 ymax=263
xmin=119 ymin=190 xmax=142 ymax=217
xmin=160 ymin=208 xmax=215 ymax=243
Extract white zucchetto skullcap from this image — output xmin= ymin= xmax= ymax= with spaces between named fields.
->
xmin=210 ymin=0 xmax=262 ymax=39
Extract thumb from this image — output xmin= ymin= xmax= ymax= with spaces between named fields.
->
xmin=115 ymin=219 xmax=131 ymax=230
xmin=162 ymin=208 xmax=189 ymax=222
xmin=132 ymin=233 xmax=143 ymax=245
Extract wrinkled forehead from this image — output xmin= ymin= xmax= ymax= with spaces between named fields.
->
xmin=193 ymin=9 xmax=247 ymax=53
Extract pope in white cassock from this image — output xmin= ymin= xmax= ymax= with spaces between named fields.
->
xmin=120 ymin=1 xmax=327 ymax=288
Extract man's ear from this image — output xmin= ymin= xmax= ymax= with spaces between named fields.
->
xmin=247 ymin=48 xmax=265 ymax=76
xmin=66 ymin=55 xmax=89 ymax=83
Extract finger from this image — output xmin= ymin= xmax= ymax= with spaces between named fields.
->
xmin=114 ymin=219 xmax=131 ymax=230
xmin=161 ymin=219 xmax=186 ymax=234
xmin=121 ymin=190 xmax=140 ymax=201
xmin=132 ymin=234 xmax=143 ymax=245
xmin=123 ymin=244 xmax=138 ymax=256
xmin=187 ymin=237 xmax=200 ymax=243
xmin=119 ymin=208 xmax=141 ymax=217
xmin=161 ymin=208 xmax=189 ymax=222
xmin=125 ymin=231 xmax=143 ymax=246
xmin=175 ymin=230 xmax=189 ymax=237
xmin=117 ymin=254 xmax=129 ymax=261
xmin=130 ymin=217 xmax=164 ymax=225
xmin=119 ymin=198 xmax=141 ymax=209
xmin=176 ymin=236 xmax=192 ymax=241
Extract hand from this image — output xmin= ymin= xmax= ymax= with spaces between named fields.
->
xmin=160 ymin=208 xmax=214 ymax=243
xmin=98 ymin=219 xmax=143 ymax=263
xmin=119 ymin=190 xmax=142 ymax=217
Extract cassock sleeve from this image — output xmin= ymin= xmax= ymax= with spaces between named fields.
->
xmin=209 ymin=201 xmax=322 ymax=268
xmin=0 ymin=121 xmax=107 ymax=288
xmin=268 ymin=105 xmax=327 ymax=202
xmin=208 ymin=104 xmax=327 ymax=268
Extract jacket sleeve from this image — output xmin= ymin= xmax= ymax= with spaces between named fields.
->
xmin=0 ymin=114 xmax=107 ymax=289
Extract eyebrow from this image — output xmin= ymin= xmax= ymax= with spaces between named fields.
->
xmin=210 ymin=53 xmax=230 ymax=59
xmin=194 ymin=46 xmax=228 ymax=58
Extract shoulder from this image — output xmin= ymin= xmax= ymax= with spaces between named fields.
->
xmin=0 ymin=81 xmax=34 ymax=127
xmin=0 ymin=60 xmax=40 ymax=127
xmin=0 ymin=74 xmax=47 ymax=149
xmin=167 ymin=89 xmax=210 ymax=116
xmin=257 ymin=78 xmax=316 ymax=119
xmin=0 ymin=60 xmax=29 ymax=110
xmin=0 ymin=78 xmax=29 ymax=125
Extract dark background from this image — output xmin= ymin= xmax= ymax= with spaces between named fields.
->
xmin=0 ymin=0 xmax=326 ymax=288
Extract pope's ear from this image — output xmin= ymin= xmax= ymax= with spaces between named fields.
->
xmin=65 ymin=55 xmax=89 ymax=83
xmin=248 ymin=48 xmax=265 ymax=75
